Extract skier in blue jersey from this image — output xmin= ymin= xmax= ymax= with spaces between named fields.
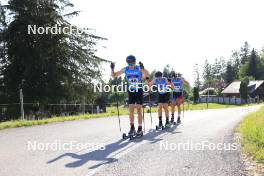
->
xmin=111 ymin=55 xmax=150 ymax=137
xmin=148 ymin=71 xmax=174 ymax=129
xmin=169 ymin=71 xmax=189 ymax=124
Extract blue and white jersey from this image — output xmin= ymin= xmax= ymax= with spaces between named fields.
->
xmin=171 ymin=78 xmax=183 ymax=93
xmin=154 ymin=77 xmax=170 ymax=94
xmin=124 ymin=66 xmax=143 ymax=90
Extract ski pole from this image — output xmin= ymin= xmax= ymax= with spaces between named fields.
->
xmin=148 ymin=93 xmax=153 ymax=127
xmin=116 ymin=101 xmax=122 ymax=133
xmin=143 ymin=104 xmax=145 ymax=133
xmin=111 ymin=62 xmax=122 ymax=133
xmin=182 ymin=92 xmax=185 ymax=118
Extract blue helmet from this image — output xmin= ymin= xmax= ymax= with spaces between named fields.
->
xmin=126 ymin=55 xmax=136 ymax=64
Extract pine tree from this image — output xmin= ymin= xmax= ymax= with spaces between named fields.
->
xmin=202 ymin=59 xmax=212 ymax=87
xmin=239 ymin=77 xmax=249 ymax=103
xmin=247 ymin=49 xmax=258 ymax=79
xmin=0 ymin=2 xmax=7 ymax=103
xmin=194 ymin=64 xmax=201 ymax=88
xmin=162 ymin=64 xmax=171 ymax=78
xmin=1 ymin=0 xmax=105 ymax=106
xmin=230 ymin=50 xmax=241 ymax=79
xmin=193 ymin=87 xmax=199 ymax=104
xmin=224 ymin=61 xmax=236 ymax=84
xmin=240 ymin=41 xmax=250 ymax=64
xmin=259 ymin=49 xmax=264 ymax=79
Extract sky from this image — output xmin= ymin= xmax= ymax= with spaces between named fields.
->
xmin=69 ymin=0 xmax=264 ymax=85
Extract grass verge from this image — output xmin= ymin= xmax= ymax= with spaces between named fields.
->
xmin=0 ymin=103 xmax=259 ymax=130
xmin=239 ymin=105 xmax=264 ymax=163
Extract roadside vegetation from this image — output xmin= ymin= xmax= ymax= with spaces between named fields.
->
xmin=0 ymin=103 xmax=259 ymax=130
xmin=239 ymin=106 xmax=264 ymax=163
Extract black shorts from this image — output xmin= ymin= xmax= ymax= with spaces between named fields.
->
xmin=128 ymin=89 xmax=143 ymax=105
xmin=158 ymin=93 xmax=170 ymax=103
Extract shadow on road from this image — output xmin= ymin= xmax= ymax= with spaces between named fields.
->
xmin=47 ymin=124 xmax=181 ymax=169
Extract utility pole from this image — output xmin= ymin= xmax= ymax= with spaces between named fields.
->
xmin=207 ymin=85 xmax=210 ymax=109
xmin=20 ymin=89 xmax=25 ymax=120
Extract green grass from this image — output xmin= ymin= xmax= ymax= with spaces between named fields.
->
xmin=0 ymin=103 xmax=259 ymax=130
xmin=0 ymin=107 xmax=128 ymax=130
xmin=239 ymin=106 xmax=264 ymax=163
xmin=187 ymin=103 xmax=244 ymax=110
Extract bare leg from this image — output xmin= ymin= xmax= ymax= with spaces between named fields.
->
xmin=129 ymin=104 xmax=135 ymax=124
xmin=177 ymin=104 xmax=181 ymax=117
xmin=176 ymin=99 xmax=182 ymax=117
xmin=176 ymin=99 xmax=182 ymax=123
xmin=163 ymin=103 xmax=169 ymax=118
xmin=136 ymin=104 xmax=143 ymax=126
xmin=158 ymin=103 xmax=163 ymax=126
xmin=171 ymin=103 xmax=176 ymax=116
xmin=158 ymin=103 xmax=163 ymax=117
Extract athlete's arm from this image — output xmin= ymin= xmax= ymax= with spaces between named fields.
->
xmin=141 ymin=68 xmax=150 ymax=78
xmin=138 ymin=62 xmax=150 ymax=78
xmin=111 ymin=68 xmax=124 ymax=77
xmin=166 ymin=79 xmax=174 ymax=89
xmin=147 ymin=78 xmax=155 ymax=87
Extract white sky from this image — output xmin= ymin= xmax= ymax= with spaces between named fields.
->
xmin=69 ymin=0 xmax=264 ymax=85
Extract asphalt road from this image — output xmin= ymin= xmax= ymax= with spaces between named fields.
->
xmin=0 ymin=106 xmax=261 ymax=176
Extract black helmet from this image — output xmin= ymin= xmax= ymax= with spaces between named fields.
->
xmin=155 ymin=71 xmax=163 ymax=78
xmin=126 ymin=55 xmax=136 ymax=64
xmin=170 ymin=71 xmax=176 ymax=78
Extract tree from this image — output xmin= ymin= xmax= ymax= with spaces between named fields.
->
xmin=240 ymin=41 xmax=250 ymax=64
xmin=0 ymin=2 xmax=7 ymax=103
xmin=224 ymin=61 xmax=236 ymax=84
xmin=259 ymin=49 xmax=264 ymax=79
xmin=230 ymin=50 xmax=241 ymax=79
xmin=1 ymin=0 xmax=105 ymax=107
xmin=194 ymin=64 xmax=201 ymax=88
xmin=247 ymin=49 xmax=258 ymax=79
xmin=193 ymin=87 xmax=199 ymax=104
xmin=202 ymin=59 xmax=213 ymax=87
xmin=239 ymin=78 xmax=249 ymax=103
xmin=162 ymin=64 xmax=172 ymax=78
xmin=149 ymin=69 xmax=156 ymax=80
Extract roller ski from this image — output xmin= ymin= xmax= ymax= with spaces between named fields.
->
xmin=122 ymin=126 xmax=143 ymax=140
xmin=177 ymin=116 xmax=181 ymax=125
xmin=170 ymin=117 xmax=177 ymax=126
xmin=156 ymin=121 xmax=164 ymax=130
xmin=163 ymin=121 xmax=172 ymax=129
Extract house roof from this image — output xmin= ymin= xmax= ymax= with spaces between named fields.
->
xmin=222 ymin=80 xmax=264 ymax=94
xmin=199 ymin=87 xmax=216 ymax=95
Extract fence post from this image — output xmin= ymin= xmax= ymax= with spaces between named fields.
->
xmin=20 ymin=89 xmax=25 ymax=120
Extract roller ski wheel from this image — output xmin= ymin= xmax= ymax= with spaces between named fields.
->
xmin=122 ymin=133 xmax=129 ymax=140
xmin=129 ymin=133 xmax=143 ymax=140
xmin=129 ymin=134 xmax=134 ymax=140
xmin=136 ymin=131 xmax=143 ymax=138
xmin=170 ymin=118 xmax=177 ymax=126
xmin=164 ymin=122 xmax=172 ymax=129
xmin=156 ymin=124 xmax=164 ymax=131
xmin=122 ymin=128 xmax=136 ymax=140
